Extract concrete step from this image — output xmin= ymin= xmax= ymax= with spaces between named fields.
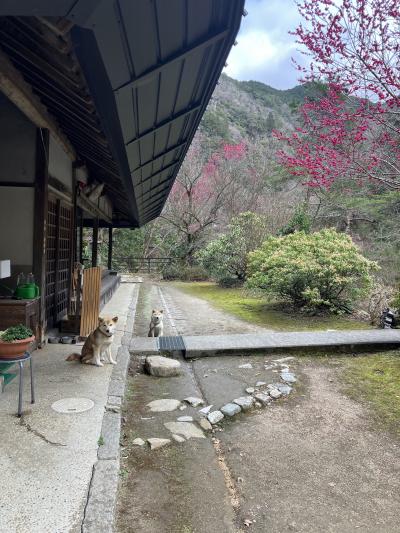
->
xmin=129 ymin=329 xmax=400 ymax=359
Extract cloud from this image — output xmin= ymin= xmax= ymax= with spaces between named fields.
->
xmin=224 ymin=0 xmax=306 ymax=89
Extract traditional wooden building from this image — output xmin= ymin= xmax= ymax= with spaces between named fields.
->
xmin=0 ymin=1 xmax=244 ymax=341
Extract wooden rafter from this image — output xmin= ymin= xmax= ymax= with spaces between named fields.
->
xmin=0 ymin=46 xmax=75 ymax=159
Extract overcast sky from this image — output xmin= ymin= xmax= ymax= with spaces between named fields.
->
xmin=224 ymin=0 xmax=305 ymax=89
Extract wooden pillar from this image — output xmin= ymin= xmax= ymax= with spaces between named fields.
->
xmin=32 ymin=128 xmax=49 ymax=345
xmin=79 ymin=209 xmax=84 ymax=264
xmin=107 ymin=227 xmax=113 ymax=270
xmin=92 ymin=218 xmax=98 ymax=267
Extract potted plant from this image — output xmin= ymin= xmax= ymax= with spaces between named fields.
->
xmin=0 ymin=324 xmax=35 ymax=359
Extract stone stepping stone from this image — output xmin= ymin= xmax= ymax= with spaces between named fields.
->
xmin=145 ymin=356 xmax=181 ymax=377
xmin=132 ymin=438 xmax=146 ymax=446
xmin=147 ymin=438 xmax=171 ymax=450
xmin=276 ymin=383 xmax=292 ymax=395
xmin=245 ymin=387 xmax=255 ymax=394
xmin=269 ymin=389 xmax=282 ymax=400
xmin=253 ymin=392 xmax=271 ymax=406
xmin=280 ymin=372 xmax=297 ymax=383
xmin=172 ymin=434 xmax=186 ymax=443
xmin=147 ymin=399 xmax=181 ymax=412
xmin=199 ymin=418 xmax=212 ymax=431
xmin=177 ymin=416 xmax=193 ymax=422
xmin=199 ymin=405 xmax=213 ymax=415
xmin=164 ymin=421 xmax=205 ymax=439
xmin=207 ymin=410 xmax=224 ymax=425
xmin=221 ymin=403 xmax=241 ymax=417
xmin=233 ymin=396 xmax=255 ymax=411
xmin=184 ymin=397 xmax=204 ymax=407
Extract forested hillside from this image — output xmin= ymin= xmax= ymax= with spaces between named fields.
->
xmin=105 ymin=73 xmax=399 ymax=288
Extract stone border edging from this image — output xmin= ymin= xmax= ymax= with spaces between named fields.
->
xmin=81 ymin=286 xmax=138 ymax=533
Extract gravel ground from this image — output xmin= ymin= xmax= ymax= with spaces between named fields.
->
xmin=116 ymin=282 xmax=400 ymax=533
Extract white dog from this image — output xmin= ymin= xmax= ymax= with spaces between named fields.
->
xmin=148 ymin=309 xmax=164 ymax=337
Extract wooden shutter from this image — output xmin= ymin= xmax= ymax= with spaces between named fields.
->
xmin=80 ymin=266 xmax=102 ymax=337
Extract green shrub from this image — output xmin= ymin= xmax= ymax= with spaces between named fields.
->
xmin=181 ymin=265 xmax=209 ymax=281
xmin=161 ymin=264 xmax=182 ymax=281
xmin=247 ymin=229 xmax=379 ymax=313
xmin=1 ymin=324 xmax=33 ymax=342
xmin=198 ymin=212 xmax=268 ymax=285
xmin=162 ymin=263 xmax=208 ymax=282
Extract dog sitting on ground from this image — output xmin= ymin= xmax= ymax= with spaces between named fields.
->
xmin=66 ymin=316 xmax=118 ymax=366
xmin=148 ymin=309 xmax=164 ymax=337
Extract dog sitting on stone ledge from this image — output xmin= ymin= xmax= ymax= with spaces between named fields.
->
xmin=148 ymin=309 xmax=164 ymax=337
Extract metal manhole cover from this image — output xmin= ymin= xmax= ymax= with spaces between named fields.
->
xmin=51 ymin=397 xmax=94 ymax=414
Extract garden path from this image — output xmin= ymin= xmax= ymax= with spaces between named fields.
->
xmin=116 ymin=281 xmax=400 ymax=533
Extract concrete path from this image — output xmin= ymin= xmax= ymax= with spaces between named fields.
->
xmin=117 ymin=281 xmax=400 ymax=533
xmin=0 ymin=283 xmax=136 ymax=533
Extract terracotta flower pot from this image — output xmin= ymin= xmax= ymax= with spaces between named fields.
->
xmin=0 ymin=336 xmax=35 ymax=359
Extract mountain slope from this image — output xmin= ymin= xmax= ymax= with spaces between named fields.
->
xmin=199 ymin=73 xmax=311 ymax=142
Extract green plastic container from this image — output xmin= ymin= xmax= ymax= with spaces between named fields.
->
xmin=15 ymin=283 xmax=39 ymax=299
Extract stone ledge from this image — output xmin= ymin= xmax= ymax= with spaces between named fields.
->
xmin=81 ymin=459 xmax=120 ymax=533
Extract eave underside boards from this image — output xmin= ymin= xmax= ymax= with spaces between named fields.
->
xmin=88 ymin=0 xmax=243 ymax=226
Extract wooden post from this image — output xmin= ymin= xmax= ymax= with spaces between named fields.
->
xmin=32 ymin=128 xmax=49 ymax=345
xmin=107 ymin=226 xmax=113 ymax=270
xmin=79 ymin=209 xmax=84 ymax=264
xmin=92 ymin=218 xmax=99 ymax=267
xmin=53 ymin=199 xmax=61 ymax=325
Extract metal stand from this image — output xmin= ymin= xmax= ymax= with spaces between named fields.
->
xmin=0 ymin=352 xmax=35 ymax=417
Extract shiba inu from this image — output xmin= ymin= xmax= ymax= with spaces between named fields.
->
xmin=148 ymin=309 xmax=164 ymax=337
xmin=66 ymin=316 xmax=118 ymax=366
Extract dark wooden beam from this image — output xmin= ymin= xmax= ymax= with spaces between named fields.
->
xmin=126 ymin=103 xmax=201 ymax=146
xmin=0 ymin=181 xmax=34 ymax=187
xmin=107 ymin=227 xmax=113 ymax=270
xmin=32 ymin=128 xmax=49 ymax=344
xmin=92 ymin=218 xmax=99 ymax=267
xmin=115 ymin=29 xmax=228 ymax=92
xmin=137 ymin=160 xmax=179 ymax=186
xmin=0 ymin=47 xmax=75 ymax=158
xmin=131 ymin=141 xmax=186 ymax=174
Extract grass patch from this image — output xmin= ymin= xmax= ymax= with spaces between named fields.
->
xmin=343 ymin=353 xmax=400 ymax=436
xmin=174 ymin=282 xmax=371 ymax=331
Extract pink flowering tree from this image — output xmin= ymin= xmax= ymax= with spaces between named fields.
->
xmin=276 ymin=1 xmax=400 ymax=189
xmin=161 ymin=135 xmax=247 ymax=263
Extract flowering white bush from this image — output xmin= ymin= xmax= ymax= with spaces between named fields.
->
xmin=247 ymin=229 xmax=379 ymax=313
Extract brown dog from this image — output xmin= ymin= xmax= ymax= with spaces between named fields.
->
xmin=66 ymin=316 xmax=118 ymax=366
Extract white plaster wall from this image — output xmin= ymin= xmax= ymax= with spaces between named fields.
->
xmin=0 ymin=187 xmax=34 ymax=266
xmin=48 ymin=134 xmax=73 ymax=191
xmin=0 ymin=93 xmax=36 ymax=183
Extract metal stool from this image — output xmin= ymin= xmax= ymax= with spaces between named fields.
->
xmin=0 ymin=352 xmax=35 ymax=417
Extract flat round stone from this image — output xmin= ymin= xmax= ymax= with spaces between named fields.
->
xmin=147 ymin=438 xmax=171 ymax=450
xmin=164 ymin=421 xmax=205 ymax=439
xmin=147 ymin=399 xmax=181 ymax=412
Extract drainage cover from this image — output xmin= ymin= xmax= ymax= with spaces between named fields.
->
xmin=51 ymin=397 xmax=94 ymax=414
xmin=158 ymin=335 xmax=186 ymax=352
